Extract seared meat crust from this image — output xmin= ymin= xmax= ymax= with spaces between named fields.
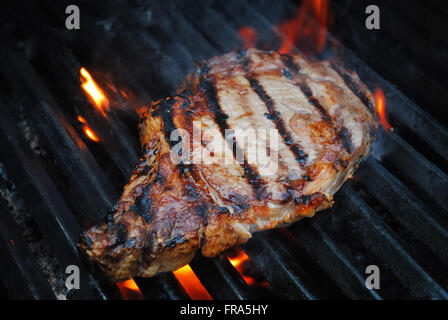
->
xmin=79 ymin=49 xmax=378 ymax=281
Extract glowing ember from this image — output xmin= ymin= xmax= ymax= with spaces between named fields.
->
xmin=374 ymin=88 xmax=392 ymax=131
xmin=277 ymin=0 xmax=329 ymax=54
xmin=116 ymin=279 xmax=144 ymax=300
xmin=120 ymin=90 xmax=129 ymax=99
xmin=238 ymin=27 xmax=258 ymax=49
xmin=226 ymin=248 xmax=269 ymax=287
xmin=77 ymin=115 xmax=100 ymax=142
xmin=173 ymin=265 xmax=212 ymax=300
xmin=80 ymin=67 xmax=110 ymax=117
xmin=83 ymin=127 xmax=100 ymax=142
xmin=77 ymin=115 xmax=87 ymax=124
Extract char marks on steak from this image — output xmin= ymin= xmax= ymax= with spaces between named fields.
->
xmin=79 ymin=49 xmax=378 ymax=281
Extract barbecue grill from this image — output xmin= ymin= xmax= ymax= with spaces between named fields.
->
xmin=0 ymin=0 xmax=447 ymax=300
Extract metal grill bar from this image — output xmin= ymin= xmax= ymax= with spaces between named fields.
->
xmin=136 ymin=273 xmax=190 ymax=300
xmin=189 ymin=253 xmax=257 ymax=300
xmin=176 ymin=2 xmax=241 ymax=53
xmin=0 ymin=107 xmax=115 ymax=299
xmin=285 ymin=223 xmax=382 ymax=299
xmin=378 ymin=132 xmax=448 ymax=212
xmin=242 ymin=233 xmax=319 ymax=299
xmin=326 ymin=188 xmax=448 ymax=299
xmin=0 ymin=201 xmax=55 ymax=300
xmin=0 ymin=50 xmax=117 ymax=217
xmin=357 ymin=158 xmax=448 ymax=264
xmin=329 ymin=28 xmax=448 ymax=169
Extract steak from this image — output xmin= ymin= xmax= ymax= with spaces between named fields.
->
xmin=79 ymin=49 xmax=378 ymax=281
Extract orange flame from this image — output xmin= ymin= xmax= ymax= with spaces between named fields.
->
xmin=80 ymin=67 xmax=110 ymax=117
xmin=120 ymin=90 xmax=129 ymax=99
xmin=116 ymin=279 xmax=144 ymax=300
xmin=83 ymin=127 xmax=100 ymax=142
xmin=77 ymin=115 xmax=100 ymax=142
xmin=238 ymin=27 xmax=258 ymax=49
xmin=277 ymin=0 xmax=329 ymax=54
xmin=374 ymin=88 xmax=392 ymax=131
xmin=226 ymin=248 xmax=269 ymax=287
xmin=77 ymin=115 xmax=87 ymax=124
xmin=173 ymin=265 xmax=212 ymax=300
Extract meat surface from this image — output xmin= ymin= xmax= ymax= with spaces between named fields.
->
xmin=79 ymin=49 xmax=378 ymax=281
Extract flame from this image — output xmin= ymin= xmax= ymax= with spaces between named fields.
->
xmin=173 ymin=265 xmax=212 ymax=300
xmin=79 ymin=68 xmax=147 ymax=119
xmin=77 ymin=115 xmax=87 ymax=124
xmin=238 ymin=27 xmax=258 ymax=49
xmin=226 ymin=248 xmax=269 ymax=287
xmin=80 ymin=67 xmax=110 ymax=117
xmin=77 ymin=115 xmax=100 ymax=142
xmin=277 ymin=0 xmax=329 ymax=54
xmin=120 ymin=90 xmax=129 ymax=99
xmin=227 ymin=249 xmax=255 ymax=286
xmin=116 ymin=279 xmax=144 ymax=300
xmin=83 ymin=127 xmax=100 ymax=142
xmin=374 ymin=88 xmax=392 ymax=131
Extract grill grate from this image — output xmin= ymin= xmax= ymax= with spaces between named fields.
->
xmin=0 ymin=0 xmax=447 ymax=300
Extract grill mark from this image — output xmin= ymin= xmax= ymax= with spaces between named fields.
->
xmin=294 ymin=192 xmax=326 ymax=206
xmin=153 ymin=96 xmax=194 ymax=175
xmin=247 ymin=77 xmax=308 ymax=165
xmin=195 ymin=204 xmax=208 ymax=223
xmin=297 ymin=80 xmax=353 ymax=153
xmin=130 ymin=184 xmax=154 ymax=224
xmin=200 ymin=79 xmax=267 ymax=200
xmin=164 ymin=235 xmax=188 ymax=249
xmin=330 ymin=63 xmax=375 ymax=115
xmin=281 ymin=54 xmax=301 ymax=74
xmin=154 ymin=96 xmax=211 ymax=225
xmin=279 ymin=57 xmax=331 ymax=122
xmin=282 ymin=68 xmax=293 ymax=80
xmin=338 ymin=127 xmax=353 ymax=153
xmin=297 ymin=81 xmax=332 ymax=122
xmin=282 ymin=60 xmax=354 ymax=154
xmin=106 ymin=223 xmax=127 ymax=247
xmin=152 ymin=98 xmax=178 ymax=149
xmin=135 ymin=156 xmax=151 ymax=177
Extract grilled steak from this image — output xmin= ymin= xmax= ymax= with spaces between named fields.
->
xmin=79 ymin=49 xmax=378 ymax=281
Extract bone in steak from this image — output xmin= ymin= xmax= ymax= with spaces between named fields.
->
xmin=79 ymin=49 xmax=378 ymax=281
